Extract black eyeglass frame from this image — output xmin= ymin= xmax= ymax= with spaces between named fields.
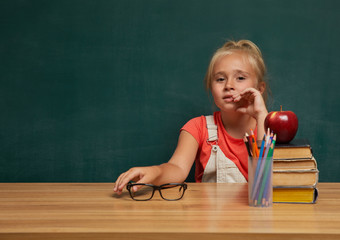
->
xmin=126 ymin=182 xmax=188 ymax=201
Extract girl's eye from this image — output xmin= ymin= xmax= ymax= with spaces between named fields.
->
xmin=237 ymin=76 xmax=246 ymax=80
xmin=216 ymin=78 xmax=225 ymax=82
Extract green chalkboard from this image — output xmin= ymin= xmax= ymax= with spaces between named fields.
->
xmin=1 ymin=0 xmax=339 ymax=182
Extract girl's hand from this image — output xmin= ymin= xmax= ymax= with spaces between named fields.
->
xmin=113 ymin=166 xmax=161 ymax=195
xmin=232 ymin=88 xmax=268 ymax=120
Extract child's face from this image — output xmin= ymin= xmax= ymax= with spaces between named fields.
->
xmin=211 ymin=52 xmax=259 ymax=112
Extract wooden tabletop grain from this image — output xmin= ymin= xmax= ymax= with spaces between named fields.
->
xmin=0 ymin=182 xmax=339 ymax=240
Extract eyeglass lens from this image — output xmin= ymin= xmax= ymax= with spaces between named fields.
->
xmin=159 ymin=184 xmax=185 ymax=200
xmin=130 ymin=185 xmax=154 ymax=200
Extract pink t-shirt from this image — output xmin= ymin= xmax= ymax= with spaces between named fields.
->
xmin=181 ymin=111 xmax=256 ymax=182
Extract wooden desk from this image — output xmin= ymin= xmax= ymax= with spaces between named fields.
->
xmin=0 ymin=183 xmax=339 ymax=239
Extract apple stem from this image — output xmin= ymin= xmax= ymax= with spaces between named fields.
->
xmin=280 ymin=105 xmax=282 ymax=112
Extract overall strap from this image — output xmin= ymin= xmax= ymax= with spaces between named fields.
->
xmin=203 ymin=115 xmax=247 ymax=183
xmin=206 ymin=115 xmax=218 ymax=142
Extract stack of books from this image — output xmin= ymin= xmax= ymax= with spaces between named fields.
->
xmin=271 ymin=139 xmax=319 ymax=204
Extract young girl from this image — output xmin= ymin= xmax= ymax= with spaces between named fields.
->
xmin=114 ymin=39 xmax=268 ymax=193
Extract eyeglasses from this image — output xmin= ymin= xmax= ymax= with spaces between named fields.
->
xmin=126 ymin=182 xmax=187 ymax=201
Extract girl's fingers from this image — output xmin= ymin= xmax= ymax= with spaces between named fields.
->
xmin=232 ymin=88 xmax=258 ymax=103
xmin=240 ymin=88 xmax=259 ymax=97
xmin=114 ymin=171 xmax=128 ymax=193
xmin=240 ymin=91 xmax=255 ymax=99
xmin=232 ymin=93 xmax=241 ymax=102
xmin=114 ymin=169 xmax=137 ymax=192
xmin=114 ymin=166 xmax=159 ymax=194
xmin=240 ymin=87 xmax=258 ymax=94
xmin=132 ymin=175 xmax=153 ymax=192
xmin=116 ymin=168 xmax=145 ymax=193
xmin=114 ymin=172 xmax=125 ymax=190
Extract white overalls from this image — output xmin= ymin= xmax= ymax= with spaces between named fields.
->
xmin=201 ymin=115 xmax=247 ymax=183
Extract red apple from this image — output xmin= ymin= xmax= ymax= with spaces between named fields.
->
xmin=264 ymin=106 xmax=298 ymax=143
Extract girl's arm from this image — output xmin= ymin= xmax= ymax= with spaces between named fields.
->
xmin=255 ymin=111 xmax=268 ymax=141
xmin=113 ymin=130 xmax=198 ymax=194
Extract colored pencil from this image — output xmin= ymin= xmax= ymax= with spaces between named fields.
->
xmin=250 ymin=129 xmax=259 ymax=157
xmin=244 ymin=136 xmax=253 ymax=157
xmin=253 ymin=134 xmax=266 ymax=188
xmin=258 ymin=133 xmax=267 ymax=158
xmin=245 ymin=133 xmax=254 ymax=157
xmin=262 ymin=135 xmax=276 ymax=205
xmin=257 ymin=135 xmax=275 ymax=204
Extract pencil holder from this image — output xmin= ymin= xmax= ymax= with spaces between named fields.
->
xmin=248 ymin=156 xmax=273 ymax=207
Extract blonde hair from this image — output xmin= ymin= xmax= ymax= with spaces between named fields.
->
xmin=204 ymin=40 xmax=268 ymax=102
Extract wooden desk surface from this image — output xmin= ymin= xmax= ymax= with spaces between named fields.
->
xmin=0 ymin=182 xmax=340 ymax=240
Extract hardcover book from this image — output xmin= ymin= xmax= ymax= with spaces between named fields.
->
xmin=273 ymin=139 xmax=312 ymax=160
xmin=273 ymin=157 xmax=317 ymax=171
xmin=273 ymin=169 xmax=319 ymax=187
xmin=273 ymin=187 xmax=318 ymax=204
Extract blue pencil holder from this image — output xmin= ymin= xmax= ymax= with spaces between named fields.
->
xmin=248 ymin=156 xmax=273 ymax=207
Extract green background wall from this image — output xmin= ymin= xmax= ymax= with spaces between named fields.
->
xmin=1 ymin=0 xmax=339 ymax=182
